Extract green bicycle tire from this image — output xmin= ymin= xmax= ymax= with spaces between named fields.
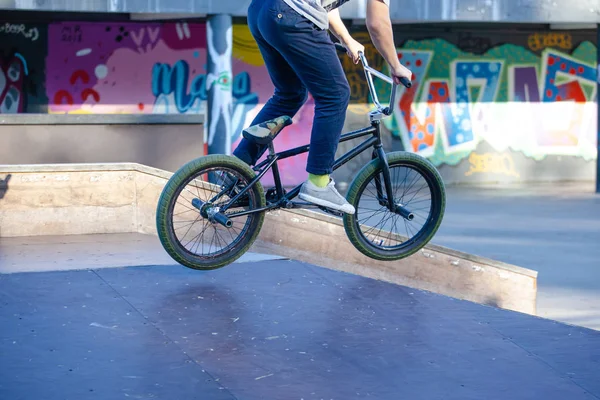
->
xmin=156 ymin=154 xmax=266 ymax=270
xmin=343 ymin=151 xmax=446 ymax=261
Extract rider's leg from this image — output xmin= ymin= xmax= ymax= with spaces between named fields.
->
xmin=257 ymin=0 xmax=354 ymax=213
xmin=232 ymin=0 xmax=308 ymax=166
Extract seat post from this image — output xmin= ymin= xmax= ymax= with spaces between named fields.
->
xmin=268 ymin=142 xmax=285 ymax=199
xmin=267 ymin=142 xmax=276 ymax=157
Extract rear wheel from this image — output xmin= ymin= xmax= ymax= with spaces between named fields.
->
xmin=156 ymin=154 xmax=266 ymax=270
xmin=343 ymin=151 xmax=446 ymax=261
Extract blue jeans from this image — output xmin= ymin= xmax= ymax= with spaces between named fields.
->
xmin=233 ymin=0 xmax=351 ymax=175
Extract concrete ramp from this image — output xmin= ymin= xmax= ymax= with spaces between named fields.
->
xmin=0 ymin=163 xmax=537 ymax=314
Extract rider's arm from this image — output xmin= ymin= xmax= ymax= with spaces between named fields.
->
xmin=328 ymin=8 xmax=352 ymax=45
xmin=328 ymin=8 xmax=364 ymax=63
xmin=365 ymin=0 xmax=401 ymax=70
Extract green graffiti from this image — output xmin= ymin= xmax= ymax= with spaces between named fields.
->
xmin=385 ymin=38 xmax=597 ymax=168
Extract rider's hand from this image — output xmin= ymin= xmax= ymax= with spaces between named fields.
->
xmin=391 ymin=63 xmax=413 ymax=85
xmin=342 ymin=37 xmax=365 ymax=64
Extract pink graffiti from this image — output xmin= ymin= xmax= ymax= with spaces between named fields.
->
xmin=130 ymin=26 xmax=161 ymax=53
xmin=47 ymin=22 xmax=142 ymax=112
xmin=161 ymin=22 xmax=207 ymax=50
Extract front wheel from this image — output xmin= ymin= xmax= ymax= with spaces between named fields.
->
xmin=156 ymin=154 xmax=266 ymax=270
xmin=343 ymin=151 xmax=446 ymax=261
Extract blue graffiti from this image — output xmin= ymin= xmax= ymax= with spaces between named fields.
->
xmin=441 ymin=61 xmax=502 ymax=148
xmin=151 ymin=60 xmax=258 ymax=128
xmin=152 ymin=60 xmax=206 ymax=113
xmin=14 ymin=53 xmax=28 ymax=76
xmin=543 ymin=52 xmax=597 ymax=102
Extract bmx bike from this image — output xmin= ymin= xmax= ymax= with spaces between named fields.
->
xmin=155 ymin=47 xmax=446 ymax=270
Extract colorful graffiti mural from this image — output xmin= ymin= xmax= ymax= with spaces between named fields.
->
xmin=44 ymin=21 xmax=263 ymax=154
xmin=46 ymin=22 xmax=210 ymax=114
xmin=382 ymin=37 xmax=598 ymax=181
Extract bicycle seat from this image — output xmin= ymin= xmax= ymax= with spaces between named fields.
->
xmin=242 ymin=116 xmax=292 ymax=145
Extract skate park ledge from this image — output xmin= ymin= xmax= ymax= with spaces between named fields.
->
xmin=0 ymin=162 xmax=538 ymax=315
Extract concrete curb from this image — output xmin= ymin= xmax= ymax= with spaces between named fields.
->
xmin=0 ymin=162 xmax=538 ymax=314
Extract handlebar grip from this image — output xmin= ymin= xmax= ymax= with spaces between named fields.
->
xmin=399 ymin=76 xmax=412 ymax=88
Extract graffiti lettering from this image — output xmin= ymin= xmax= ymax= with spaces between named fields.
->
xmin=528 ymin=32 xmax=572 ymax=52
xmin=395 ymin=50 xmax=436 ymax=156
xmin=439 ymin=60 xmax=503 ymax=151
xmin=542 ymin=52 xmax=596 ymax=102
xmin=0 ymin=23 xmax=39 ymax=41
xmin=151 ymin=60 xmax=258 ymax=120
xmin=395 ymin=53 xmax=504 ymax=154
xmin=392 ymin=41 xmax=597 ymax=167
xmin=60 ymin=25 xmax=82 ymax=43
xmin=0 ymin=57 xmax=25 ymax=113
xmin=511 ymin=66 xmax=540 ymax=102
xmin=465 ymin=152 xmax=519 ymax=178
xmin=152 ymin=60 xmax=206 ymax=113
xmin=399 ymin=81 xmax=440 ymax=155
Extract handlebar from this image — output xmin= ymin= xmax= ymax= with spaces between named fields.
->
xmin=335 ymin=42 xmax=411 ymax=116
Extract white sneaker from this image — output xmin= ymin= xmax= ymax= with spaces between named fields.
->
xmin=298 ymin=178 xmax=355 ymax=214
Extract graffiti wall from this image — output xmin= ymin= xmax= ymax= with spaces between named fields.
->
xmin=383 ymin=29 xmax=598 ymax=183
xmin=0 ymin=20 xmax=597 ymax=186
xmin=0 ymin=22 xmax=48 ymax=113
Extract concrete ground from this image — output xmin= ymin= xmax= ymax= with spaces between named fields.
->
xmin=433 ymin=182 xmax=600 ymax=331
xmin=1 ymin=253 xmax=599 ymax=399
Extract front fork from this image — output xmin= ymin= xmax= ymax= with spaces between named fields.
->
xmin=373 ymin=146 xmax=395 ymax=209
xmin=372 ymin=147 xmax=414 ymax=221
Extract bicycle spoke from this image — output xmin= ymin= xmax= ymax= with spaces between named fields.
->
xmin=353 ymin=162 xmax=436 ymax=251
xmin=167 ymin=166 xmax=258 ymax=260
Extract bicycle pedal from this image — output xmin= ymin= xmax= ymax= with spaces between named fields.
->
xmin=286 ymin=201 xmax=314 ymax=208
xmin=317 ymin=206 xmax=344 ymax=217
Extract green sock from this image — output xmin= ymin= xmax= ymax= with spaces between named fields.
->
xmin=308 ymin=173 xmax=330 ymax=188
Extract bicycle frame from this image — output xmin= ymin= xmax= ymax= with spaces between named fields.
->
xmin=220 ymin=121 xmax=388 ymax=218
xmin=218 ymin=47 xmax=412 ymax=219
